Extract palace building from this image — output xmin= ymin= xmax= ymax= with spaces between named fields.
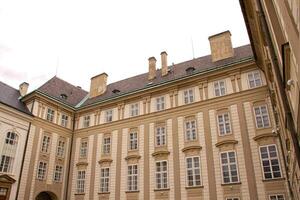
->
xmin=0 ymin=30 xmax=296 ymax=200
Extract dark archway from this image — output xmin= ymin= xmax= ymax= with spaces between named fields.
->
xmin=35 ymin=191 xmax=58 ymax=200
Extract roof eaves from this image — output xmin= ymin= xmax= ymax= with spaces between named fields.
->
xmin=35 ymin=91 xmax=76 ymax=111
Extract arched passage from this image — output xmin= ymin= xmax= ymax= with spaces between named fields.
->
xmin=35 ymin=191 xmax=58 ymax=200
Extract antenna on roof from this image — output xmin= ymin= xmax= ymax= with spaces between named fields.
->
xmin=55 ymin=56 xmax=59 ymax=76
xmin=191 ymin=37 xmax=195 ymax=59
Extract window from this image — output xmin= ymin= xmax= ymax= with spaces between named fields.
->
xmin=185 ymin=120 xmax=197 ymax=141
xmin=226 ymin=198 xmax=240 ymax=200
xmin=217 ymin=113 xmax=231 ymax=136
xmin=248 ymin=71 xmax=262 ymax=88
xmin=220 ymin=151 xmax=239 ymax=184
xmin=214 ymin=80 xmax=226 ymax=97
xmin=156 ymin=126 xmax=166 ymax=146
xmin=183 ymin=89 xmax=194 ymax=104
xmin=37 ymin=161 xmax=47 ymax=180
xmin=56 ymin=139 xmax=65 ymax=158
xmin=0 ymin=188 xmax=8 ymax=196
xmin=76 ymin=170 xmax=85 ymax=193
xmin=100 ymin=168 xmax=110 ymax=193
xmin=83 ymin=115 xmax=90 ymax=128
xmin=129 ymin=132 xmax=138 ymax=150
xmin=269 ymin=194 xmax=285 ymax=200
xmin=80 ymin=140 xmax=88 ymax=158
xmin=128 ymin=165 xmax=138 ymax=191
xmin=105 ymin=110 xmax=113 ymax=122
xmin=0 ymin=132 xmax=18 ymax=173
xmin=41 ymin=135 xmax=51 ymax=153
xmin=61 ymin=114 xmax=68 ymax=127
xmin=186 ymin=157 xmax=201 ymax=186
xmin=260 ymin=145 xmax=282 ymax=180
xmin=156 ymin=96 xmax=165 ymax=111
xmin=254 ymin=105 xmax=270 ymax=128
xmin=103 ymin=137 xmax=111 ymax=154
xmin=46 ymin=108 xmax=55 ymax=122
xmin=156 ymin=161 xmax=168 ymax=189
xmin=130 ymin=103 xmax=139 ymax=117
xmin=53 ymin=165 xmax=63 ymax=182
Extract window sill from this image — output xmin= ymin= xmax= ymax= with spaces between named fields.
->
xmin=262 ymin=177 xmax=285 ymax=182
xmin=98 ymin=192 xmax=110 ymax=194
xmin=125 ymin=190 xmax=140 ymax=193
xmin=221 ymin=182 xmax=241 ymax=186
xmin=185 ymin=185 xmax=204 ymax=189
xmin=154 ymin=188 xmax=170 ymax=192
xmin=74 ymin=193 xmax=85 ymax=195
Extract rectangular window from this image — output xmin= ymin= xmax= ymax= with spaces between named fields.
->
xmin=269 ymin=194 xmax=285 ymax=200
xmin=53 ymin=165 xmax=63 ymax=182
xmin=127 ymin=165 xmax=138 ymax=191
xmin=130 ymin=103 xmax=139 ymax=117
xmin=220 ymin=151 xmax=239 ymax=184
xmin=217 ymin=113 xmax=231 ymax=136
xmin=103 ymin=137 xmax=111 ymax=154
xmin=214 ymin=80 xmax=226 ymax=97
xmin=254 ymin=105 xmax=270 ymax=128
xmin=37 ymin=161 xmax=47 ymax=180
xmin=100 ymin=168 xmax=110 ymax=193
xmin=248 ymin=71 xmax=262 ymax=88
xmin=0 ymin=155 xmax=13 ymax=173
xmin=156 ymin=96 xmax=165 ymax=111
xmin=156 ymin=126 xmax=166 ymax=146
xmin=56 ymin=140 xmax=65 ymax=158
xmin=41 ymin=135 xmax=51 ymax=153
xmin=105 ymin=110 xmax=113 ymax=122
xmin=61 ymin=114 xmax=68 ymax=127
xmin=129 ymin=132 xmax=138 ymax=150
xmin=83 ymin=115 xmax=90 ymax=128
xmin=156 ymin=161 xmax=168 ymax=189
xmin=46 ymin=108 xmax=55 ymax=122
xmin=80 ymin=141 xmax=88 ymax=158
xmin=183 ymin=89 xmax=194 ymax=104
xmin=76 ymin=170 xmax=85 ymax=193
xmin=185 ymin=120 xmax=197 ymax=141
xmin=260 ymin=145 xmax=282 ymax=180
xmin=186 ymin=157 xmax=201 ymax=186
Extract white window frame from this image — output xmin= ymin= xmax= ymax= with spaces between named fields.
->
xmin=103 ymin=137 xmax=111 ymax=154
xmin=100 ymin=167 xmax=110 ymax=193
xmin=186 ymin=156 xmax=201 ymax=187
xmin=41 ymin=135 xmax=51 ymax=153
xmin=217 ymin=112 xmax=231 ymax=136
xmin=155 ymin=160 xmax=168 ymax=189
xmin=185 ymin=119 xmax=197 ymax=141
xmin=105 ymin=109 xmax=113 ymax=122
xmin=254 ymin=105 xmax=270 ymax=128
xmin=220 ymin=151 xmax=239 ymax=184
xmin=156 ymin=96 xmax=165 ymax=111
xmin=53 ymin=165 xmax=63 ymax=182
xmin=80 ymin=140 xmax=88 ymax=158
xmin=37 ymin=161 xmax=47 ymax=180
xmin=155 ymin=126 xmax=166 ymax=146
xmin=0 ymin=132 xmax=18 ymax=173
xmin=76 ymin=170 xmax=85 ymax=194
xmin=214 ymin=80 xmax=226 ymax=97
xmin=46 ymin=108 xmax=55 ymax=122
xmin=269 ymin=194 xmax=285 ymax=200
xmin=0 ymin=156 xmax=13 ymax=173
xmin=127 ymin=164 xmax=138 ymax=191
xmin=259 ymin=144 xmax=282 ymax=180
xmin=61 ymin=114 xmax=68 ymax=127
xmin=248 ymin=70 xmax=262 ymax=88
xmin=130 ymin=103 xmax=139 ymax=117
xmin=56 ymin=139 xmax=65 ymax=158
xmin=183 ymin=88 xmax=194 ymax=104
xmin=128 ymin=131 xmax=138 ymax=150
xmin=83 ymin=115 xmax=90 ymax=128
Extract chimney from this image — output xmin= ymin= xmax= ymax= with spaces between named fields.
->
xmin=148 ymin=57 xmax=157 ymax=80
xmin=161 ymin=51 xmax=168 ymax=76
xmin=208 ymin=31 xmax=234 ymax=62
xmin=19 ymin=82 xmax=29 ymax=97
xmin=89 ymin=73 xmax=108 ymax=98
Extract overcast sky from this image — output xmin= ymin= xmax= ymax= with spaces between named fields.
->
xmin=0 ymin=0 xmax=249 ymax=92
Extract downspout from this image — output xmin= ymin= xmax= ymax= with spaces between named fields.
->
xmin=15 ymin=99 xmax=35 ymax=200
xmin=64 ymin=112 xmax=76 ymax=200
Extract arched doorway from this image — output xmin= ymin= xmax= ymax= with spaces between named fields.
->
xmin=35 ymin=191 xmax=58 ymax=200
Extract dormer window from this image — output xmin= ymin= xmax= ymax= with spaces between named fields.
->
xmin=112 ymin=89 xmax=120 ymax=94
xmin=60 ymin=94 xmax=68 ymax=100
xmin=186 ymin=67 xmax=195 ymax=74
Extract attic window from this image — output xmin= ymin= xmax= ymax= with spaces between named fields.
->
xmin=112 ymin=89 xmax=120 ymax=94
xmin=186 ymin=67 xmax=195 ymax=74
xmin=60 ymin=94 xmax=68 ymax=100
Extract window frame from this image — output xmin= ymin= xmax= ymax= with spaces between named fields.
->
xmin=186 ymin=156 xmax=201 ymax=187
xmin=61 ymin=113 xmax=68 ymax=127
xmin=100 ymin=167 xmax=110 ymax=193
xmin=41 ymin=135 xmax=51 ymax=153
xmin=214 ymin=80 xmax=226 ymax=97
xmin=247 ymin=70 xmax=262 ymax=89
xmin=269 ymin=194 xmax=285 ymax=200
xmin=80 ymin=140 xmax=88 ymax=158
xmin=259 ymin=144 xmax=282 ymax=180
xmin=105 ymin=109 xmax=113 ymax=123
xmin=253 ymin=104 xmax=271 ymax=129
xmin=155 ymin=125 xmax=166 ymax=147
xmin=37 ymin=161 xmax=47 ymax=180
xmin=76 ymin=170 xmax=86 ymax=194
xmin=220 ymin=151 xmax=240 ymax=184
xmin=127 ymin=164 xmax=138 ymax=191
xmin=155 ymin=160 xmax=168 ymax=189
xmin=53 ymin=165 xmax=63 ymax=182
xmin=128 ymin=131 xmax=138 ymax=150
xmin=156 ymin=96 xmax=165 ymax=111
xmin=217 ymin=112 xmax=232 ymax=136
xmin=46 ymin=108 xmax=55 ymax=122
xmin=103 ymin=136 xmax=111 ymax=155
xmin=83 ymin=115 xmax=90 ymax=128
xmin=130 ymin=103 xmax=139 ymax=117
xmin=183 ymin=88 xmax=195 ymax=104
xmin=56 ymin=139 xmax=65 ymax=158
xmin=184 ymin=119 xmax=197 ymax=141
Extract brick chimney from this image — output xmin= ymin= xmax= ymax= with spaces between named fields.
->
xmin=148 ymin=57 xmax=157 ymax=80
xmin=208 ymin=31 xmax=234 ymax=62
xmin=89 ymin=73 xmax=108 ymax=98
xmin=19 ymin=82 xmax=29 ymax=97
xmin=161 ymin=51 xmax=168 ymax=76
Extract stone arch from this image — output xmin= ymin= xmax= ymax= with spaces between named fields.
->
xmin=35 ymin=191 xmax=58 ymax=200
